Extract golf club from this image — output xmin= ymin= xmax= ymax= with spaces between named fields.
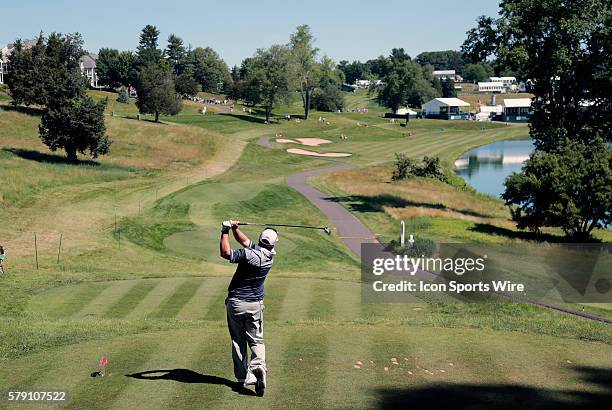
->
xmin=239 ymin=222 xmax=332 ymax=236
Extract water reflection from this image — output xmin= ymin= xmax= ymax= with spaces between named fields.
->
xmin=455 ymin=140 xmax=534 ymax=197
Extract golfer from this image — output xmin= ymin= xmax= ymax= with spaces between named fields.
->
xmin=219 ymin=220 xmax=277 ymax=397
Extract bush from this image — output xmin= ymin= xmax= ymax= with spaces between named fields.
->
xmin=392 ymin=154 xmax=447 ymax=182
xmin=386 ymin=237 xmax=437 ymax=257
xmin=116 ymin=88 xmax=130 ymax=104
xmin=311 ymin=83 xmax=345 ymax=112
xmin=391 ymin=153 xmax=417 ymax=180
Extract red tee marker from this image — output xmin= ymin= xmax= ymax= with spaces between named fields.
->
xmin=100 ymin=356 xmax=107 ymax=366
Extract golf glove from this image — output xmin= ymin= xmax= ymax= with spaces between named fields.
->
xmin=221 ymin=220 xmax=232 ymax=234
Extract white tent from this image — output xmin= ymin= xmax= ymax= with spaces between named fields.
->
xmin=421 ymin=98 xmax=470 ymax=115
xmin=395 ymin=107 xmax=417 ymax=116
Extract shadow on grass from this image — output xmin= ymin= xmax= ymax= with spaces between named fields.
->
xmin=374 ymin=366 xmax=612 ymax=409
xmin=1 ymin=104 xmax=44 ymax=116
xmin=220 ymin=113 xmax=271 ymax=124
xmin=3 ymin=147 xmax=141 ymax=172
xmin=126 ymin=369 xmax=256 ymax=396
xmin=469 ymin=223 xmax=571 ymax=243
xmin=3 ymin=148 xmax=100 ymax=166
xmin=327 ymin=194 xmax=493 ymax=219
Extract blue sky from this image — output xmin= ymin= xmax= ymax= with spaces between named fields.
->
xmin=1 ymin=0 xmax=499 ymax=66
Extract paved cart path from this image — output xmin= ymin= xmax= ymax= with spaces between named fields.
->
xmin=286 ymin=163 xmax=380 ymax=257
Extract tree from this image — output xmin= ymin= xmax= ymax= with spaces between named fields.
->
xmin=96 ymin=48 xmax=121 ymax=88
xmin=191 ymin=47 xmax=230 ymax=93
xmin=415 ymin=50 xmax=470 ymax=73
xmin=96 ymin=48 xmax=135 ymax=88
xmin=136 ymin=25 xmax=163 ymax=67
xmin=464 ymin=0 xmax=612 ymax=240
xmin=6 ymin=36 xmax=48 ymax=106
xmin=165 ymin=34 xmax=186 ymax=75
xmin=462 ymin=63 xmax=493 ymax=82
xmin=135 ymin=62 xmax=182 ymax=122
xmin=289 ymin=25 xmax=318 ymax=120
xmin=311 ymin=56 xmax=345 ymax=112
xmin=441 ymin=79 xmax=456 ymax=98
xmin=503 ymin=139 xmax=611 ymax=241
xmin=175 ymin=71 xmax=200 ymax=96
xmin=243 ymin=45 xmax=291 ymax=122
xmin=39 ymin=96 xmax=110 ymax=163
xmin=337 ymin=60 xmax=370 ymax=84
xmin=377 ymin=54 xmax=438 ymax=112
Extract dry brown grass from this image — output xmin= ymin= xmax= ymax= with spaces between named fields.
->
xmin=320 ymin=165 xmax=512 ymax=223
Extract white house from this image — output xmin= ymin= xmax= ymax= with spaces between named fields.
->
xmin=0 ymin=59 xmax=4 ymax=84
xmin=79 ymin=54 xmax=101 ymax=88
xmin=433 ymin=70 xmax=456 ymax=80
xmin=421 ymin=97 xmax=470 ymax=119
xmin=354 ymin=79 xmax=371 ymax=88
xmin=478 ymin=81 xmax=505 ymax=93
xmin=489 ymin=76 xmax=517 ymax=87
xmin=501 ymin=98 xmax=532 ymax=122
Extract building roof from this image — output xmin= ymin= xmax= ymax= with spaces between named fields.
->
xmin=478 ymin=82 xmax=504 ymax=87
xmin=502 ymin=98 xmax=532 ymax=108
xmin=79 ymin=54 xmax=98 ymax=69
xmin=430 ymin=97 xmax=470 ymax=106
xmin=433 ymin=70 xmax=455 ymax=75
xmin=479 ymin=105 xmax=503 ymax=114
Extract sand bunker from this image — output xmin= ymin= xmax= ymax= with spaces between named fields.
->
xmin=276 ymin=137 xmax=332 ymax=146
xmin=295 ymin=138 xmax=332 ymax=146
xmin=276 ymin=138 xmax=298 ymax=144
xmin=287 ymin=148 xmax=352 ymax=158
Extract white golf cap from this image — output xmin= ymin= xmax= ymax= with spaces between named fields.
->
xmin=259 ymin=228 xmax=278 ymax=247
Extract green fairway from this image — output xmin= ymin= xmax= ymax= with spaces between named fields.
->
xmin=2 ymin=88 xmax=611 ymax=409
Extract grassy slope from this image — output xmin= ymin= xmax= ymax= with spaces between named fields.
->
xmin=1 ymin=90 xmax=611 ymax=409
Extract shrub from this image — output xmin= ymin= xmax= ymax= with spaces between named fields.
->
xmin=392 ymin=154 xmax=447 ymax=182
xmin=116 ymin=88 xmax=130 ymax=104
xmin=392 ymin=153 xmax=417 ymax=180
xmin=386 ymin=237 xmax=437 ymax=257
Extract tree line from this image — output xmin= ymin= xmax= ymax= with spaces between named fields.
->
xmin=463 ymin=0 xmax=611 ymax=241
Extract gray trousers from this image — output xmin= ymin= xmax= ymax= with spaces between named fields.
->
xmin=225 ymin=297 xmax=266 ymax=381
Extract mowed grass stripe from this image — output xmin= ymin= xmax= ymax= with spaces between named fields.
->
xmin=171 ymin=326 xmax=252 ymax=407
xmin=175 ymin=276 xmax=228 ymax=320
xmin=270 ymin=326 xmax=330 ymax=408
xmin=203 ymin=284 xmax=230 ymax=321
xmin=149 ymin=279 xmax=204 ymax=319
xmin=111 ymin=329 xmax=212 ymax=408
xmin=332 ymin=280 xmax=362 ymax=321
xmin=125 ymin=278 xmax=185 ymax=319
xmin=74 ymin=281 xmax=140 ymax=319
xmin=323 ymin=328 xmax=374 ymax=408
xmin=308 ymin=281 xmax=336 ymax=320
xmin=262 ymin=278 xmax=292 ymax=321
xmin=104 ymin=280 xmax=160 ymax=318
xmin=34 ymin=282 xmax=112 ymax=319
xmin=68 ymin=340 xmax=160 ymax=408
xmin=277 ymin=279 xmax=315 ymax=322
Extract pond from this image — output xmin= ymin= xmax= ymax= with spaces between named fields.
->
xmin=455 ymin=139 xmax=535 ymax=198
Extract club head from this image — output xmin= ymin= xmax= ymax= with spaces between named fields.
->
xmin=323 ymin=227 xmax=332 ymax=236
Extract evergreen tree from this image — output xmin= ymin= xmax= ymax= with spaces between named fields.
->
xmin=135 ymin=62 xmax=182 ymax=122
xmin=136 ymin=25 xmax=163 ymax=67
